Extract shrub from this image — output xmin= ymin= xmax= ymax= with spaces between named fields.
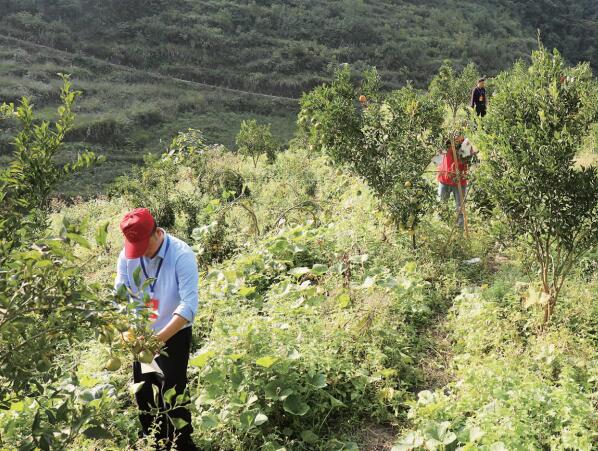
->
xmin=299 ymin=66 xmax=444 ymax=247
xmin=236 ymin=119 xmax=279 ymax=167
xmin=473 ymin=47 xmax=598 ymax=324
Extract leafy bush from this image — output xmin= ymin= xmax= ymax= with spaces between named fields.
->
xmin=0 ymin=78 xmax=127 ymax=450
xmin=473 ymin=47 xmax=598 ymax=324
xmin=300 ymin=67 xmax=444 ymax=246
xmin=236 ymin=119 xmax=279 ymax=167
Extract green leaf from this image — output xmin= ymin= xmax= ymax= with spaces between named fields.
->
xmin=311 ymin=264 xmax=328 ymax=275
xmin=289 ymin=267 xmax=310 ymax=277
xmin=82 ymin=426 xmax=112 ymax=439
xmin=264 ymin=379 xmax=291 ymax=400
xmin=301 ymin=430 xmax=319 ymax=444
xmin=10 ymin=401 xmax=24 ymax=412
xmin=255 ymin=356 xmax=279 ymax=368
xmin=95 ymin=220 xmax=109 ymax=247
xmin=164 ymin=387 xmax=177 ymax=404
xmin=238 ymin=286 xmax=256 ymax=298
xmin=189 ymin=349 xmax=215 ymax=368
xmin=336 ymin=292 xmax=351 ymax=308
xmin=199 ymin=413 xmax=219 ymax=430
xmin=254 ymin=412 xmax=268 ymax=426
xmin=132 ymin=266 xmax=142 ymax=287
xmin=326 ymin=393 xmax=346 ymax=408
xmin=170 ymin=417 xmax=188 ymax=430
xmin=308 ymin=373 xmax=327 ymax=388
xmin=283 ymin=394 xmax=309 ymax=416
xmin=141 ymin=277 xmax=156 ymax=291
xmin=66 ymin=232 xmax=90 ymax=249
xmin=239 ymin=410 xmax=257 ymax=429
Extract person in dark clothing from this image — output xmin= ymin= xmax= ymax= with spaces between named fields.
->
xmin=470 ymin=78 xmax=487 ymax=117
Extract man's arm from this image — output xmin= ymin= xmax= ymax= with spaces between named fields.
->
xmin=470 ymin=87 xmax=477 ymax=108
xmin=114 ymin=250 xmax=129 ymax=291
xmin=156 ymin=250 xmax=199 ymax=343
xmin=156 ymin=315 xmax=189 ymax=343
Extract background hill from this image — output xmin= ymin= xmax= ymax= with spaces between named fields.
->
xmin=2 ymin=0 xmax=596 ymax=94
xmin=0 ymin=0 xmax=596 ymax=193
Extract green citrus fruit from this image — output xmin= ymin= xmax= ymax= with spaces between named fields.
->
xmin=105 ymin=357 xmax=122 ymax=372
xmin=139 ymin=349 xmax=154 ymax=364
xmin=36 ymin=358 xmax=51 ymax=372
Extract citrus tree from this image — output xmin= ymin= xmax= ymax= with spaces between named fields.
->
xmin=236 ymin=119 xmax=278 ymax=167
xmin=0 ymin=78 xmax=135 ymax=449
xmin=299 ymin=67 xmax=444 ymax=247
xmin=429 ymin=61 xmax=480 ymax=122
xmin=474 ymin=47 xmax=598 ymax=324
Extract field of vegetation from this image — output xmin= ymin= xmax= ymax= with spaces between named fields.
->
xmin=1 ymin=41 xmax=598 ymax=451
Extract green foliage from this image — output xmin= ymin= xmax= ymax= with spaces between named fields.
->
xmin=300 ymin=67 xmax=444 ymax=242
xmin=236 ymin=119 xmax=278 ymax=167
xmin=429 ymin=61 xmax=480 ymax=120
xmin=3 ymin=0 xmax=596 ymax=96
xmin=473 ymin=47 xmax=598 ymax=323
xmin=0 ymin=75 xmax=102 ymax=245
xmin=0 ymin=79 xmax=127 ymax=450
xmin=395 ymin=279 xmax=598 ymax=450
xmin=192 ymin=222 xmax=441 ymax=449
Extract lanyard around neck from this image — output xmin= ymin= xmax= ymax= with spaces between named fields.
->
xmin=139 ymin=235 xmax=170 ymax=293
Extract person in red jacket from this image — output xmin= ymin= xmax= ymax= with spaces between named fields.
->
xmin=437 ymin=136 xmax=470 ymax=228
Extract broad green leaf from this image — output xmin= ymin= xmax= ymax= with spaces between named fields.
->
xmin=239 ymin=410 xmax=257 ymax=429
xmin=289 ymin=267 xmax=310 ymax=277
xmin=189 ymin=349 xmax=215 ymax=368
xmin=226 ymin=353 xmax=245 ymax=361
xmin=164 ymin=387 xmax=177 ymax=404
xmin=66 ymin=232 xmax=90 ymax=249
xmin=79 ymin=374 xmax=101 ymax=388
xmin=308 ymin=373 xmax=327 ymax=388
xmin=170 ymin=417 xmax=188 ymax=430
xmin=95 ymin=220 xmax=109 ymax=247
xmin=311 ymin=263 xmax=328 ymax=275
xmin=283 ymin=394 xmax=309 ymax=416
xmin=336 ymin=292 xmax=351 ymax=308
xmin=238 ymin=286 xmax=256 ymax=298
xmin=265 ymin=379 xmax=291 ymax=400
xmin=301 ymin=430 xmax=319 ymax=444
xmin=327 ymin=393 xmax=346 ymax=408
xmin=200 ymin=413 xmax=219 ymax=430
xmin=255 ymin=356 xmax=278 ymax=368
xmin=254 ymin=412 xmax=268 ymax=426
xmin=133 ymin=266 xmax=142 ymax=287
xmin=10 ymin=401 xmax=24 ymax=412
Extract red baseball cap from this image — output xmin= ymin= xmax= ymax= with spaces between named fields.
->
xmin=120 ymin=208 xmax=156 ymax=259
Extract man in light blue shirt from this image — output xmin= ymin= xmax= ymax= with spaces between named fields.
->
xmin=115 ymin=207 xmax=198 ymax=450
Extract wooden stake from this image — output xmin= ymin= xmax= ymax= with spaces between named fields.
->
xmin=450 ymin=136 xmax=469 ymax=237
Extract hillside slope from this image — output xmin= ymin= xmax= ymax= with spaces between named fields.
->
xmin=0 ymin=35 xmax=298 ymax=195
xmin=1 ymin=0 xmax=596 ymax=96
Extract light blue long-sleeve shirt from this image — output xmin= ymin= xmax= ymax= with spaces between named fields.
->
xmin=114 ymin=230 xmax=199 ymax=332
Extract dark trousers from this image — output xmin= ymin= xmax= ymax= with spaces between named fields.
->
xmin=475 ymin=106 xmax=487 ymax=117
xmin=133 ymin=327 xmax=196 ymax=450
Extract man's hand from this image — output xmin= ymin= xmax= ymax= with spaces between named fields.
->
xmin=156 ymin=314 xmax=189 ymax=343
